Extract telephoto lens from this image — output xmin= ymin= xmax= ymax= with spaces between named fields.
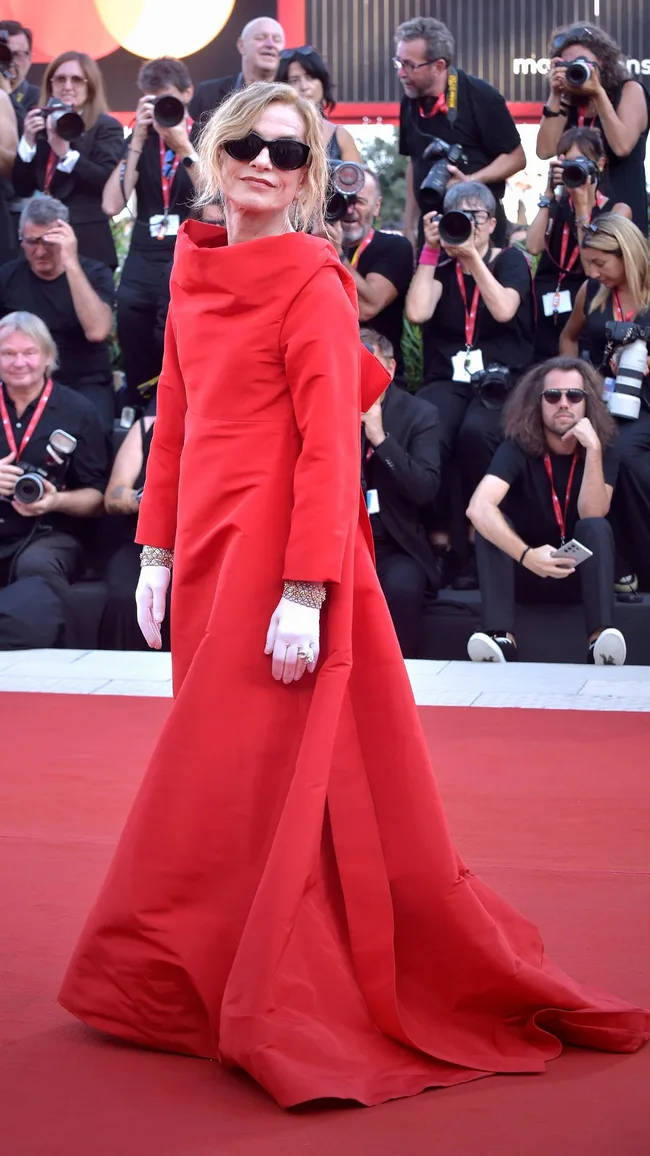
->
xmin=13 ymin=471 xmax=45 ymax=504
xmin=438 ymin=210 xmax=473 ymax=246
xmin=606 ymin=332 xmax=648 ymax=421
xmin=561 ymin=156 xmax=599 ymax=188
xmin=42 ymin=99 xmax=85 ymax=141
xmin=153 ymin=94 xmax=185 ymax=128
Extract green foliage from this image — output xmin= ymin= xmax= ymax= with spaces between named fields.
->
xmin=402 ymin=319 xmax=423 ymax=392
xmin=359 ymin=130 xmax=408 ymax=227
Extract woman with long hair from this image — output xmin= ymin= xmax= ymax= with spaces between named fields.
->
xmin=13 ymin=51 xmax=124 ymax=267
xmin=528 ymin=125 xmax=631 ymax=359
xmin=561 ymin=212 xmax=650 ymax=591
xmin=276 ymin=46 xmax=360 ymax=162
xmin=58 ymin=82 xmax=649 ymax=1109
xmin=536 ymin=23 xmax=649 ymax=234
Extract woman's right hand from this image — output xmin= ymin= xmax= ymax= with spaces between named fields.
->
xmin=22 ymin=107 xmax=46 ymax=147
xmin=422 ymin=212 xmax=441 ymax=250
xmin=136 ymin=564 xmax=170 ymax=649
xmin=548 ymin=61 xmax=568 ymax=102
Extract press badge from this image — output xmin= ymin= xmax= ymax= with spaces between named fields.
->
xmin=366 ymin=489 xmax=380 ymax=514
xmin=542 ymin=289 xmax=572 ymax=317
xmin=149 ymin=213 xmax=180 ymax=239
xmin=451 ymin=348 xmax=484 ymax=383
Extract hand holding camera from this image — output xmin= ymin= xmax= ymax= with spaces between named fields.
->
xmin=0 ymin=449 xmax=22 ymax=498
xmin=422 ymin=211 xmax=441 ymax=251
xmin=133 ymin=94 xmax=156 ymax=143
xmin=12 ymin=476 xmax=59 ymax=518
xmin=23 ymin=106 xmax=47 ymax=147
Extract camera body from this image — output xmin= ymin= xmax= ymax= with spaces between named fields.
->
xmin=0 ymin=29 xmax=13 ymax=80
xmin=563 ymin=57 xmax=594 ymax=88
xmin=470 ymin=363 xmax=513 ymax=409
xmin=326 ymin=160 xmax=365 ymax=223
xmin=13 ymin=429 xmax=77 ymax=505
xmin=561 ymin=155 xmax=599 ymax=189
xmin=604 ymin=321 xmax=650 ymax=421
xmin=37 ymin=98 xmax=85 ymax=142
xmin=420 ymin=138 xmax=468 ymax=213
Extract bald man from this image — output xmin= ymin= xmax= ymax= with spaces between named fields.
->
xmin=189 ymin=17 xmax=286 ymax=129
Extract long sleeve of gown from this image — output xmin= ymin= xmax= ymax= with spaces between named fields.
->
xmin=136 ymin=307 xmax=187 ymax=549
xmin=280 ymin=261 xmax=363 ymax=585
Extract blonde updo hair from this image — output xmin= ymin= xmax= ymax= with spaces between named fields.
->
xmin=194 ymin=81 xmax=327 ymax=233
xmin=581 ymin=213 xmax=650 ymax=314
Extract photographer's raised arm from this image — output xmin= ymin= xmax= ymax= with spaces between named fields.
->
xmin=593 ymin=80 xmax=648 ymax=158
xmin=559 ymin=282 xmax=587 ymax=357
xmin=102 ymin=141 xmax=140 ymax=218
xmin=0 ymin=89 xmax=17 ymax=178
xmin=345 ymin=265 xmax=399 ymax=322
xmin=405 ymin=260 xmax=443 ymax=325
xmin=466 ymin=144 xmax=526 ymax=188
xmin=404 ymin=160 xmax=420 ymax=253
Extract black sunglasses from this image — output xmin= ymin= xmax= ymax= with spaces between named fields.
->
xmin=550 ymin=26 xmax=594 ymax=55
xmin=223 ymin=132 xmax=310 ymax=171
xmin=542 ymin=388 xmax=587 ymax=404
xmin=280 ymin=45 xmax=314 ymax=60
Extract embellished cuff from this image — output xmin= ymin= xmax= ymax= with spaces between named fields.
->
xmin=140 ymin=546 xmax=174 ymax=569
xmin=283 ymin=580 xmax=327 ymax=610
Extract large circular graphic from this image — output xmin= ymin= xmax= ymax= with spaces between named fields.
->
xmin=9 ymin=0 xmax=235 ymax=60
xmin=94 ymin=0 xmax=236 ymax=59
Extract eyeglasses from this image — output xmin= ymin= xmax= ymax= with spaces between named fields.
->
xmin=550 ymin=26 xmax=594 ymax=55
xmin=462 ymin=209 xmax=491 ymax=225
xmin=280 ymin=45 xmax=315 ymax=60
xmin=19 ymin=235 xmax=54 ymax=249
xmin=51 ymin=74 xmax=87 ymax=87
xmin=223 ymin=132 xmax=310 ymax=171
xmin=11 ymin=51 xmax=30 ymax=63
xmin=542 ymin=388 xmax=587 ymax=404
xmin=392 ymin=56 xmax=437 ymax=73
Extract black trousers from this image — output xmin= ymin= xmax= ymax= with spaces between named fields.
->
xmin=117 ymin=253 xmax=172 ymax=405
xmin=374 ymin=537 xmax=428 ymax=659
xmin=475 ymin=517 xmax=615 ymax=637
xmin=0 ymin=529 xmax=83 ymax=635
xmin=610 ymin=409 xmax=650 ymax=587
xmin=99 ymin=540 xmax=171 ymax=651
xmin=418 ymin=379 xmax=503 ymax=531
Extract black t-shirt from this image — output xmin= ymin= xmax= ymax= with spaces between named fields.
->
xmin=583 ymin=280 xmax=650 ymax=404
xmin=126 ymin=130 xmax=195 ymax=257
xmin=9 ymin=79 xmax=40 ymax=135
xmin=399 ymin=70 xmax=521 ymax=212
xmin=0 ymin=380 xmax=109 ymax=544
xmin=421 ymin=246 xmax=535 ymax=384
xmin=345 ymin=229 xmax=413 ymax=375
xmin=189 ymin=74 xmax=242 ymax=135
xmin=535 ymin=196 xmax=607 ymax=289
xmin=565 ymin=81 xmax=650 ymax=235
xmin=0 ymin=256 xmax=115 ymax=389
xmin=489 ymin=438 xmax=619 ymax=548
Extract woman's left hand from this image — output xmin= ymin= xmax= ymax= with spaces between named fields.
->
xmin=265 ymin=597 xmax=320 ymax=683
xmin=46 ymin=120 xmax=71 ymax=158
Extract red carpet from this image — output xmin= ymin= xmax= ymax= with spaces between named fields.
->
xmin=1 ymin=694 xmax=648 ymax=1155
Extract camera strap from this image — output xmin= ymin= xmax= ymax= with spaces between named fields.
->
xmin=613 ymin=291 xmax=636 ymax=323
xmin=577 ymin=109 xmax=597 ymax=129
xmin=455 ymin=263 xmax=480 ymax=352
xmin=0 ymin=379 xmax=53 ymax=459
xmin=350 ymin=228 xmax=375 ymax=268
xmin=543 ymin=451 xmax=579 ymax=544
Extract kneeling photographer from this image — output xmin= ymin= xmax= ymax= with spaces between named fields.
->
xmin=405 ymin=180 xmax=534 ymax=587
xmin=0 ymin=311 xmax=108 ymax=646
xmin=527 ymin=126 xmax=631 ymax=360
xmin=467 ymin=357 xmax=623 ymax=666
xmin=560 ymin=213 xmax=650 ymax=592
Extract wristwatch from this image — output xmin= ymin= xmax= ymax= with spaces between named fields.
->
xmin=181 ymin=152 xmax=199 ymax=168
xmin=537 ymin=195 xmax=554 ymax=208
xmin=541 ymin=105 xmax=566 ymax=118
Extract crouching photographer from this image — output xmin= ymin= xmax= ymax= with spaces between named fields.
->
xmin=467 ymin=357 xmax=624 ymax=666
xmin=560 ymin=213 xmax=650 ymax=592
xmin=405 ymin=180 xmax=534 ymax=587
xmin=0 ymin=311 xmax=108 ymax=646
xmin=361 ymin=328 xmax=440 ymax=658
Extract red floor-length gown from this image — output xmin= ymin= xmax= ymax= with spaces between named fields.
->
xmin=59 ymin=221 xmax=649 ymax=1107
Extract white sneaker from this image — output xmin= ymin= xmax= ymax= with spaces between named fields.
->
xmin=467 ymin=632 xmax=517 ymax=663
xmin=591 ymin=628 xmax=627 ymax=666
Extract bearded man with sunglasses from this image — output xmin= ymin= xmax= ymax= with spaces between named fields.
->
xmin=466 ymin=356 xmax=625 ymax=665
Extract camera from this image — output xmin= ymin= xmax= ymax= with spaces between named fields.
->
xmin=0 ymin=29 xmax=13 ymax=79
xmin=561 ymin=155 xmax=599 ymax=188
xmin=604 ymin=321 xmax=650 ymax=421
xmin=438 ymin=209 xmax=474 ymax=246
xmin=153 ymin=94 xmax=185 ymax=128
xmin=37 ymin=98 xmax=85 ymax=142
xmin=13 ymin=429 xmax=77 ymax=504
xmin=470 ymin=364 xmax=513 ymax=409
xmin=564 ymin=57 xmax=594 ymax=88
xmin=326 ymin=160 xmax=365 ymax=223
xmin=419 ymin=138 xmax=468 ymax=213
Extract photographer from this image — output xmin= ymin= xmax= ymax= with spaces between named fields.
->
xmin=0 ymin=21 xmax=36 ymax=260
xmin=103 ymin=57 xmax=197 ymax=407
xmin=405 ymin=180 xmax=534 ymax=587
xmin=466 ymin=357 xmax=623 ymax=665
xmin=0 ymin=196 xmax=115 ymax=433
xmin=560 ymin=213 xmax=650 ymax=592
xmin=536 ymin=23 xmax=649 ymax=235
xmin=0 ymin=20 xmax=38 ymax=131
xmin=528 ymin=126 xmax=632 ymax=360
xmin=0 ymin=311 xmax=108 ymax=642
xmin=360 ymin=328 xmax=440 ymax=657
xmin=189 ymin=17 xmax=285 ymax=129
xmin=277 ymin=47 xmax=360 ymax=162
xmin=395 ymin=16 xmax=524 ymax=251
xmin=13 ymin=51 xmax=124 ymax=268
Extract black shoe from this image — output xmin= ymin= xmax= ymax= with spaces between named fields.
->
xmin=467 ymin=632 xmax=518 ymax=663
xmin=451 ymin=547 xmax=478 ymax=591
xmin=614 ymin=573 xmax=642 ymax=604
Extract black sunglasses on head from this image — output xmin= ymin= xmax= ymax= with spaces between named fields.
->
xmin=280 ymin=45 xmax=315 ymax=59
xmin=542 ymin=388 xmax=587 ymax=404
xmin=223 ymin=132 xmax=310 ymax=171
xmin=550 ymin=26 xmax=594 ymax=55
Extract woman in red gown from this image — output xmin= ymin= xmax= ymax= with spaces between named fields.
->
xmin=59 ymin=82 xmax=649 ymax=1108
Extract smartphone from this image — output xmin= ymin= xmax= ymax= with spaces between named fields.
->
xmin=551 ymin=539 xmax=594 ymax=566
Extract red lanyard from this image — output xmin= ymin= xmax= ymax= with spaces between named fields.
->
xmin=577 ymin=109 xmax=597 ymax=128
xmin=455 ymin=263 xmax=480 ymax=349
xmin=419 ymin=91 xmax=448 ymax=118
xmin=543 ymin=451 xmax=579 ymax=543
xmin=613 ymin=291 xmax=636 ymax=322
xmin=159 ymin=137 xmax=180 ymax=216
xmin=350 ymin=227 xmax=374 ymax=268
xmin=0 ymin=379 xmax=53 ymax=458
